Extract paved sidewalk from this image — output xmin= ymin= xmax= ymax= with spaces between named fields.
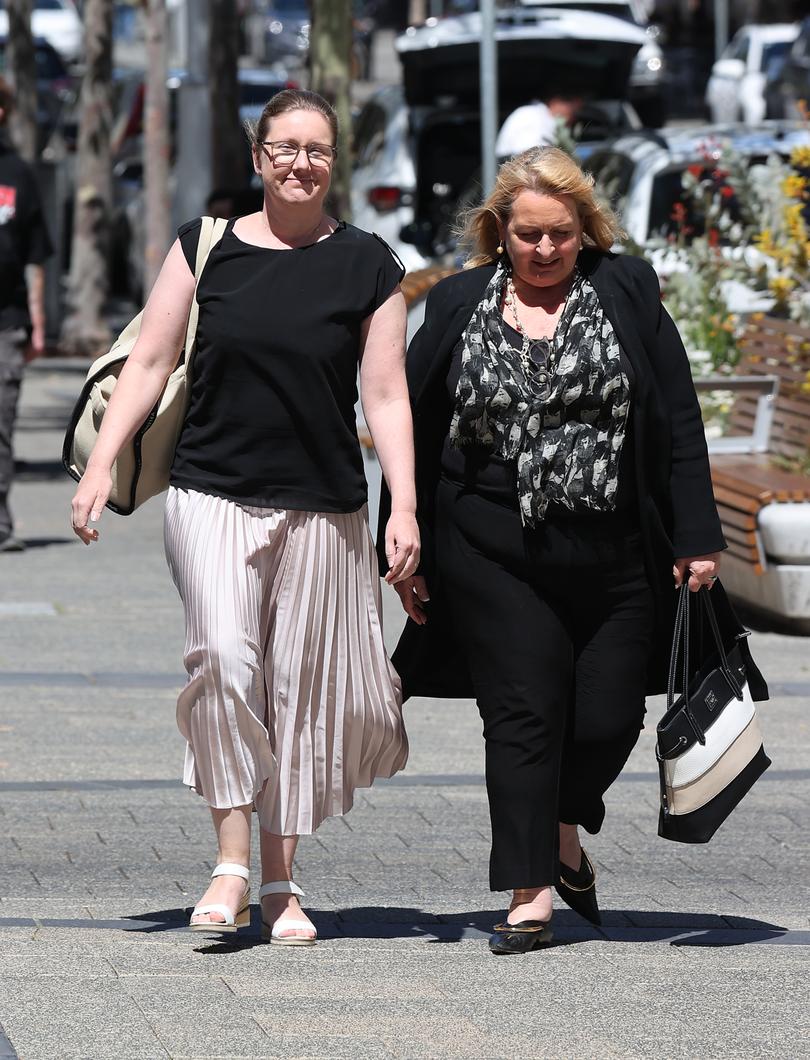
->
xmin=0 ymin=360 xmax=808 ymax=1059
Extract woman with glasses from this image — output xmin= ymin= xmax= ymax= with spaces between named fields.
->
xmin=379 ymin=147 xmax=725 ymax=955
xmin=70 ymin=90 xmax=417 ymax=945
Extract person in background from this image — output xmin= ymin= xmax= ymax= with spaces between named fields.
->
xmin=495 ymin=92 xmax=583 ymax=160
xmin=0 ymin=77 xmax=53 ymax=553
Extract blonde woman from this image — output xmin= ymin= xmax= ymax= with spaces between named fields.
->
xmin=379 ymin=147 xmax=725 ymax=954
xmin=71 ymin=90 xmax=417 ymax=945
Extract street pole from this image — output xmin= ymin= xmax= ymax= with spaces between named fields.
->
xmin=173 ymin=0 xmax=212 ymax=228
xmin=480 ymin=0 xmax=498 ymax=197
xmin=713 ymin=0 xmax=729 ymax=62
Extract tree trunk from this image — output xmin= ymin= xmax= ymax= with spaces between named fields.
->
xmin=143 ymin=0 xmax=170 ymax=295
xmin=5 ymin=0 xmax=38 ymax=162
xmin=209 ymin=0 xmax=243 ymax=193
xmin=310 ymin=0 xmax=353 ymax=222
xmin=61 ymin=0 xmax=114 ymax=356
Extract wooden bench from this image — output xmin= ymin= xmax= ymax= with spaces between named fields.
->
xmin=700 ymin=316 xmax=810 ymax=626
xmin=704 ymin=317 xmax=810 ymax=575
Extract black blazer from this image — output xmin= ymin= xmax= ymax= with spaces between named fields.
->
xmin=378 ymin=249 xmax=756 ymax=699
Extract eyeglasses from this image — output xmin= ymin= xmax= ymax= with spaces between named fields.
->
xmin=260 ymin=140 xmax=337 ymax=168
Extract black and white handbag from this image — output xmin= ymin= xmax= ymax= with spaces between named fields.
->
xmin=656 ymin=583 xmax=770 ymax=844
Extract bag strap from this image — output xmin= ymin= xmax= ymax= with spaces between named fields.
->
xmin=699 ymin=586 xmax=744 ymax=700
xmin=183 ymin=216 xmax=228 ymax=369
xmin=666 ymin=583 xmax=744 ymax=712
xmin=666 ymin=584 xmax=689 ymax=708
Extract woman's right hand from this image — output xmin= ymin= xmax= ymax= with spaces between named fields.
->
xmin=70 ymin=466 xmax=112 ymax=545
xmin=393 ymin=575 xmax=430 ymax=625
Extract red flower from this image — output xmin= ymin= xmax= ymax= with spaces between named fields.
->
xmin=720 ymin=186 xmax=735 ymax=199
xmin=687 ymin=164 xmax=703 ymax=178
xmin=708 ymin=228 xmax=720 ymax=247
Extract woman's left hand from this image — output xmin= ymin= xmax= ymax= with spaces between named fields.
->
xmin=384 ymin=511 xmax=420 ymax=585
xmin=673 ymin=553 xmax=721 ymax=592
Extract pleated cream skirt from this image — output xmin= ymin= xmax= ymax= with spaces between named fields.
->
xmin=163 ymin=487 xmax=408 ymax=835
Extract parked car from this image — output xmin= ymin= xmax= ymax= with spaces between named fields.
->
xmin=0 ymin=0 xmax=82 ymax=64
xmin=705 ymin=23 xmax=798 ymax=125
xmin=768 ymin=17 xmax=810 ymax=122
xmin=583 ymin=122 xmax=810 ymax=244
xmin=518 ymin=0 xmax=668 ymax=127
xmin=352 ymin=4 xmax=647 ymax=269
xmin=0 ymin=34 xmax=74 ymax=152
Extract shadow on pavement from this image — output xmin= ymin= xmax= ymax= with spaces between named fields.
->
xmin=15 ymin=537 xmax=75 ymax=550
xmin=26 ymin=906 xmax=788 ymax=950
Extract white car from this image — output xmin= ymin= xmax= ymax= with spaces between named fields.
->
xmin=705 ymin=24 xmax=798 ymax=125
xmin=0 ymin=0 xmax=82 ymax=64
xmin=352 ymin=5 xmax=646 ymax=270
xmin=518 ymin=0 xmax=667 ymax=126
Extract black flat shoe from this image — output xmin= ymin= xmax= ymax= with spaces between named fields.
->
xmin=488 ymin=919 xmax=553 ymax=955
xmin=555 ymin=848 xmax=601 ymax=926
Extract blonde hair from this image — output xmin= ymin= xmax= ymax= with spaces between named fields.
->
xmin=459 ymin=146 xmax=623 ymax=268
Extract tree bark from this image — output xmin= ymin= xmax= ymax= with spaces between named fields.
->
xmin=309 ymin=0 xmax=353 ymax=222
xmin=143 ymin=0 xmax=170 ymax=295
xmin=61 ymin=0 xmax=114 ymax=356
xmin=209 ymin=0 xmax=243 ymax=193
xmin=5 ymin=0 xmax=38 ymax=162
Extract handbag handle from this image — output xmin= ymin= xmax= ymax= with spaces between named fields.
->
xmin=666 ymin=583 xmax=743 ymax=712
xmin=699 ymin=584 xmax=744 ymax=700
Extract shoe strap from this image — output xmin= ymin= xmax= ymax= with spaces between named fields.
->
xmin=191 ymin=903 xmax=236 ymax=925
xmin=270 ymin=917 xmax=317 ymax=938
xmin=211 ymin=862 xmax=250 ymax=881
xmin=259 ymin=880 xmax=304 ymax=898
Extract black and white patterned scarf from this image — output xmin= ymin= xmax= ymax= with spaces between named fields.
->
xmin=449 ymin=263 xmax=631 ymax=527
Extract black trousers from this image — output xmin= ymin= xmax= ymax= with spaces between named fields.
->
xmin=436 ymin=478 xmax=655 ymax=891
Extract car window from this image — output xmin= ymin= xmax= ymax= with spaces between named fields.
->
xmin=584 ymin=151 xmax=633 ymax=214
xmin=34 ymin=0 xmax=68 ymax=9
xmin=353 ymin=101 xmax=387 ymax=168
xmin=727 ymin=32 xmax=750 ymax=63
xmin=761 ymin=41 xmax=793 ymax=72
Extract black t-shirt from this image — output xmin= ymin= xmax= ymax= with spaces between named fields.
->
xmin=0 ymin=137 xmax=53 ymax=331
xmin=170 ymin=217 xmax=404 ymax=512
xmin=441 ymin=319 xmax=637 ymax=513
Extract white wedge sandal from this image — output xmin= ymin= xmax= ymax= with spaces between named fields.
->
xmin=189 ymin=862 xmax=251 ymax=933
xmin=259 ymin=881 xmax=317 ymax=946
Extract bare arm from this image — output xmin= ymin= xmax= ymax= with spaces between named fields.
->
xmin=25 ymin=264 xmax=46 ymax=353
xmin=70 ymin=238 xmax=196 ymax=542
xmin=359 ymin=286 xmax=420 ymax=583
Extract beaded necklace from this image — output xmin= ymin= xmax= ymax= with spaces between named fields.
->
xmin=504 ymin=276 xmax=556 ymax=378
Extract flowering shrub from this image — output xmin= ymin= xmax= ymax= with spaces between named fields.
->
xmin=626 ymin=137 xmax=810 ymax=382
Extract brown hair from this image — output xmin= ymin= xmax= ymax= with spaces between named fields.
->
xmin=0 ymin=77 xmax=15 ymax=122
xmin=245 ymin=89 xmax=338 ymax=150
xmin=459 ymin=146 xmax=623 ymax=268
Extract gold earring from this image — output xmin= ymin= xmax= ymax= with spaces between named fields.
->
xmin=496 ymin=241 xmax=504 ymax=255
